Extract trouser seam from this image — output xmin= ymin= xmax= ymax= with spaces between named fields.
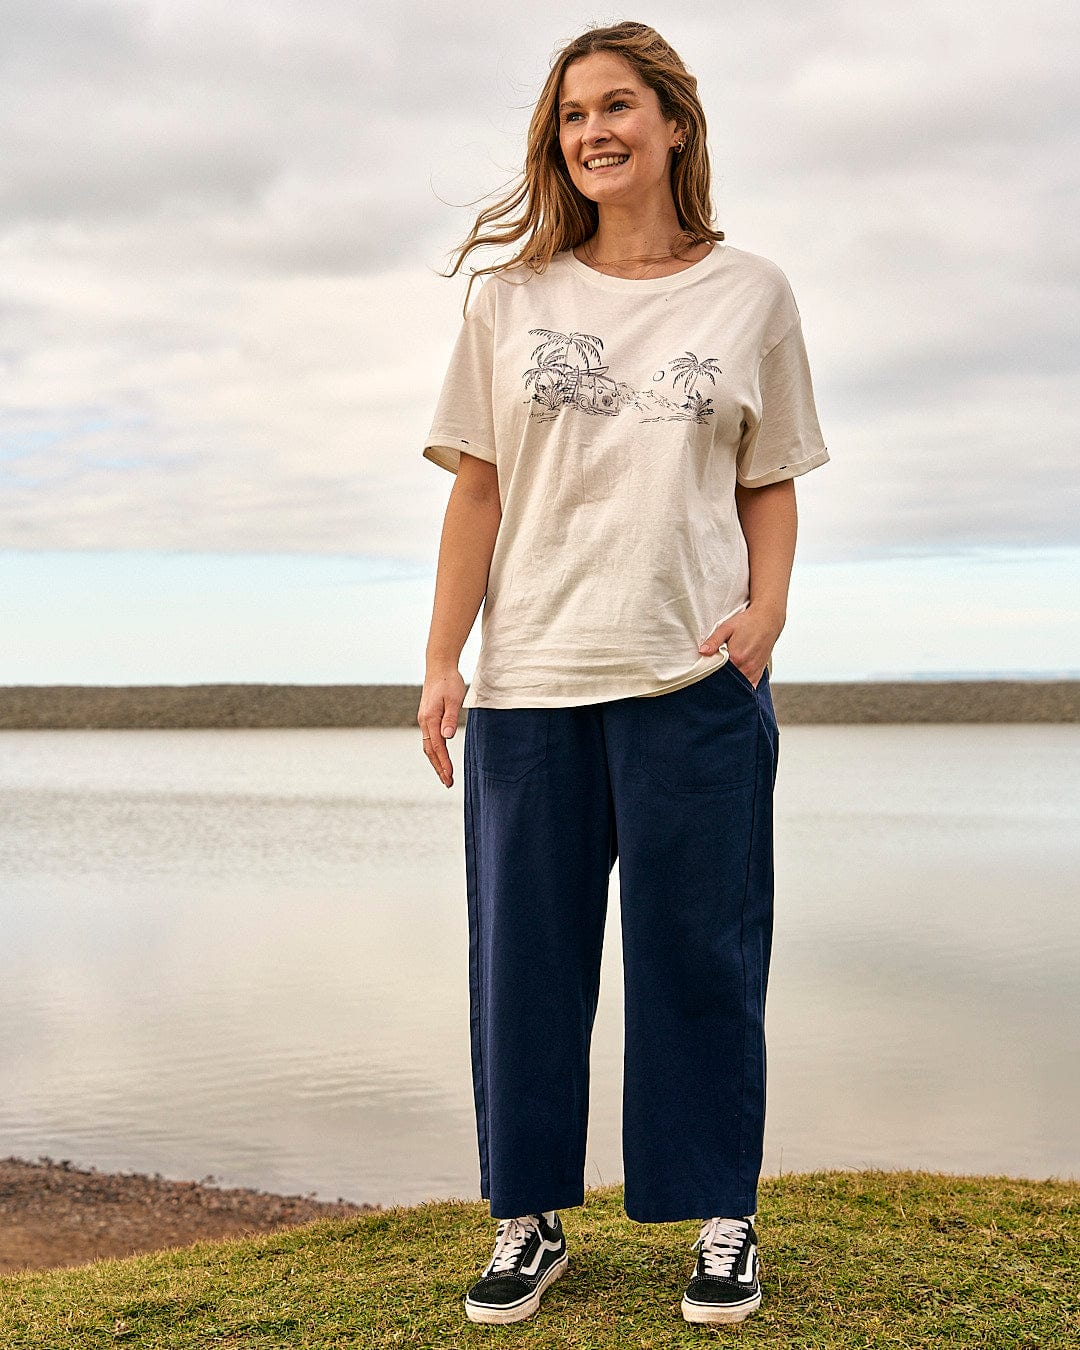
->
xmin=464 ymin=725 xmax=490 ymax=1199
xmin=736 ymin=712 xmax=764 ymax=1205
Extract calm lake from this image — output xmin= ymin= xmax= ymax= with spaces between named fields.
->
xmin=0 ymin=725 xmax=1076 ymax=1208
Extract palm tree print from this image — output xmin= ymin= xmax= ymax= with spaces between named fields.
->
xmin=528 ymin=329 xmax=605 ymax=370
xmin=524 ymin=364 xmax=567 ymax=412
xmin=524 ymin=329 xmax=616 ymax=417
xmin=669 ymin=351 xmax=722 ymax=400
xmin=520 ymin=328 xmax=724 ymax=424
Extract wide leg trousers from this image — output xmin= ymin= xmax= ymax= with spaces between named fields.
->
xmin=462 ymin=659 xmax=780 ymax=1223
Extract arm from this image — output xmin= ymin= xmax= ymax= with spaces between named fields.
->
xmin=418 ymin=452 xmax=502 ymax=786
xmin=698 ymin=478 xmax=798 ymax=686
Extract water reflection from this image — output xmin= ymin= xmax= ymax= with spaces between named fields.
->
xmin=0 ymin=726 xmax=1076 ymax=1205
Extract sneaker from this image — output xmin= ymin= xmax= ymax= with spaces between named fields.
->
xmin=680 ymin=1214 xmax=762 ymax=1324
xmin=464 ymin=1211 xmax=568 ymax=1324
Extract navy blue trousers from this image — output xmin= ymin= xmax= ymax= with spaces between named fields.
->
xmin=462 ymin=660 xmax=779 ymax=1223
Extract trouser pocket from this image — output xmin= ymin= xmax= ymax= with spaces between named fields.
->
xmin=638 ymin=666 xmax=759 ymax=793
xmin=466 ymin=707 xmax=550 ymax=783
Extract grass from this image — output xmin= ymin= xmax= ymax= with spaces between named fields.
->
xmin=0 ymin=1169 xmax=1076 ymax=1348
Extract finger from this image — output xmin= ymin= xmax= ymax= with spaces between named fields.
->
xmin=698 ymin=626 xmax=733 ymax=655
xmin=436 ymin=701 xmax=462 ymax=775
xmin=419 ymin=714 xmax=452 ymax=784
xmin=434 ymin=735 xmax=453 ymax=782
xmin=424 ymin=735 xmax=452 ymax=784
xmin=428 ymin=704 xmax=461 ymax=785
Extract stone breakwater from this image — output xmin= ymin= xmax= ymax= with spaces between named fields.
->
xmin=0 ymin=682 xmax=1077 ymax=729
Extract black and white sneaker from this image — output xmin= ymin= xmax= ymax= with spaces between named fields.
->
xmin=680 ymin=1214 xmax=762 ymax=1324
xmin=464 ymin=1211 xmax=568 ymax=1324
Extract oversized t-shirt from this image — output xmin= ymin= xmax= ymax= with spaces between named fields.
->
xmin=422 ymin=242 xmax=829 ymax=709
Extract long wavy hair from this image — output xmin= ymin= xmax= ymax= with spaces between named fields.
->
xmin=441 ymin=20 xmax=724 ymax=315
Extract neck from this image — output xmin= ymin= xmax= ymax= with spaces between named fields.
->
xmin=588 ymin=202 xmax=686 ymax=262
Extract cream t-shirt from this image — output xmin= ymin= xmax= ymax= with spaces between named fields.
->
xmin=422 ymin=242 xmax=829 ymax=709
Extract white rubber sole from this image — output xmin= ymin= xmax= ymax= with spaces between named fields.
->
xmin=464 ymin=1251 xmax=569 ymax=1325
xmin=681 ymin=1286 xmax=762 ymax=1324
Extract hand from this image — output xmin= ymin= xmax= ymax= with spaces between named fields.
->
xmin=418 ymin=668 xmax=467 ymax=788
xmin=698 ymin=604 xmax=785 ymax=689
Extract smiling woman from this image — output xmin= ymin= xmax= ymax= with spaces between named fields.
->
xmin=556 ymin=60 xmax=703 ymax=269
xmin=440 ymin=23 xmax=724 ymax=306
xmin=416 ymin=18 xmax=830 ymax=1331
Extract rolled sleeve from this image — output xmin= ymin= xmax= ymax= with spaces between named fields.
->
xmin=422 ymin=282 xmax=498 ymax=475
xmin=736 ymin=318 xmax=829 ymax=488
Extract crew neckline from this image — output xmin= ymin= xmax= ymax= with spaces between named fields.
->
xmin=563 ymin=241 xmax=726 ymax=292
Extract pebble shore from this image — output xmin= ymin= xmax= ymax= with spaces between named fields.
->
xmin=0 ymin=1156 xmax=380 ymax=1275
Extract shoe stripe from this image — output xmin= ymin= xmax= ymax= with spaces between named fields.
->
xmin=519 ymin=1235 xmax=564 ymax=1277
xmin=736 ymin=1242 xmax=757 ymax=1283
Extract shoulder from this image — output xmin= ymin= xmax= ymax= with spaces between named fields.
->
xmin=720 ymin=244 xmax=802 ymax=347
xmin=718 ymin=243 xmax=793 ymax=295
xmin=468 ymin=254 xmax=567 ymax=323
xmin=489 ymin=253 xmax=568 ymax=292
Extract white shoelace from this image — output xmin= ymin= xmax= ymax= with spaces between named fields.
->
xmin=484 ymin=1215 xmax=541 ymax=1276
xmin=691 ymin=1217 xmax=750 ymax=1278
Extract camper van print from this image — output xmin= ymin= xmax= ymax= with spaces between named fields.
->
xmin=523 ymin=328 xmax=721 ymax=425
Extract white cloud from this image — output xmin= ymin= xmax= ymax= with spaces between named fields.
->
xmin=1 ymin=0 xmax=1077 ymax=561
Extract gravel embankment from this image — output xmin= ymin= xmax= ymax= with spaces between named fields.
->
xmin=0 ymin=1156 xmax=380 ymax=1275
xmin=0 ymin=681 xmax=1078 ymax=727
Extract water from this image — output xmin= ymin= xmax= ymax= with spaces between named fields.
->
xmin=0 ymin=725 xmax=1076 ymax=1208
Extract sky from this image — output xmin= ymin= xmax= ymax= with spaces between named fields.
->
xmin=2 ymin=0 xmax=1078 ymax=683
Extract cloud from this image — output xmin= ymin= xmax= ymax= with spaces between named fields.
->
xmin=1 ymin=0 xmax=1077 ymax=562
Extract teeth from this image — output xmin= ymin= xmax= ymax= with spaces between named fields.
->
xmin=585 ymin=155 xmax=629 ymax=169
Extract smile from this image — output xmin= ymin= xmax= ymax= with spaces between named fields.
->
xmin=584 ymin=154 xmax=629 ymax=170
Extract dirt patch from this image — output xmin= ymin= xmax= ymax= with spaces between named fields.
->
xmin=0 ymin=1155 xmax=381 ymax=1275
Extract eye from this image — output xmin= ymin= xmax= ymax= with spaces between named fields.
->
xmin=610 ymin=100 xmax=629 ymax=110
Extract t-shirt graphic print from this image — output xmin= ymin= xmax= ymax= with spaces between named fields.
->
xmin=525 ymin=329 xmax=722 ymax=425
xmin=423 ymin=243 xmax=829 ymax=710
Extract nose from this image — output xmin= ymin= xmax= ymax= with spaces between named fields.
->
xmin=580 ymin=111 xmax=610 ymax=144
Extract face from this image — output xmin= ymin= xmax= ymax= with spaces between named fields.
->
xmin=557 ymin=50 xmax=683 ymax=210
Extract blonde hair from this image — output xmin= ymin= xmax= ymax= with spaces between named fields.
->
xmin=441 ymin=20 xmax=724 ymax=315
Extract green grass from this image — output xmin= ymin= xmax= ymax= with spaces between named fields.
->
xmin=1 ymin=1169 xmax=1076 ymax=1348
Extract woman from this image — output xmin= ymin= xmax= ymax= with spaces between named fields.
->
xmin=418 ymin=20 xmax=828 ymax=1328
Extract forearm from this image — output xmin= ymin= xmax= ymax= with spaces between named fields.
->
xmin=734 ymin=478 xmax=798 ymax=623
xmin=425 ymin=479 xmax=502 ymax=671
